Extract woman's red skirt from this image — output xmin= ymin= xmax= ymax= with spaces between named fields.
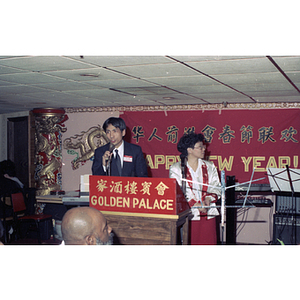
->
xmin=189 ymin=216 xmax=217 ymax=245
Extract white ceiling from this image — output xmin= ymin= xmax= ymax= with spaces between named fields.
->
xmin=0 ymin=55 xmax=299 ymax=114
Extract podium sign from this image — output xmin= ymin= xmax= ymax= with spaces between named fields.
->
xmin=89 ymin=175 xmax=190 ymax=218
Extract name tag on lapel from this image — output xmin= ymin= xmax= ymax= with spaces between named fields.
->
xmin=124 ymin=155 xmax=133 ymax=162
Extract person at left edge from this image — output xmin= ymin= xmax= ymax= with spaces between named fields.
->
xmin=92 ymin=117 xmax=148 ymax=177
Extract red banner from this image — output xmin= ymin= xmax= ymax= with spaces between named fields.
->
xmin=121 ymin=109 xmax=300 ymax=184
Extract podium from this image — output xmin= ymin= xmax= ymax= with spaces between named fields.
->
xmin=89 ymin=175 xmax=192 ymax=245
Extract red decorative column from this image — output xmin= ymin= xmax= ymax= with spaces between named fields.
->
xmin=32 ymin=108 xmax=68 ymax=196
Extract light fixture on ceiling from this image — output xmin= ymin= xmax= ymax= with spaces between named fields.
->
xmin=79 ymin=73 xmax=100 ymax=77
xmin=163 ymin=97 xmax=175 ymax=100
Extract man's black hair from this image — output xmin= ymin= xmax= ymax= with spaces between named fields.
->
xmin=103 ymin=117 xmax=126 ymax=132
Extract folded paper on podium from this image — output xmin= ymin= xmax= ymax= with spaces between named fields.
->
xmin=89 ymin=175 xmax=191 ymax=244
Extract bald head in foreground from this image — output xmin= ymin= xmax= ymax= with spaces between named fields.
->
xmin=61 ymin=207 xmax=113 ymax=245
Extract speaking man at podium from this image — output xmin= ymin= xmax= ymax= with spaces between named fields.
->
xmin=92 ymin=117 xmax=148 ymax=177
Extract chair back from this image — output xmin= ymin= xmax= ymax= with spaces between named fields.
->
xmin=11 ymin=193 xmax=27 ymax=213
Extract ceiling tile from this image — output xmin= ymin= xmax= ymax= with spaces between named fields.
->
xmin=87 ymin=78 xmax=157 ymax=89
xmin=247 ymin=90 xmax=300 ymax=97
xmin=66 ymin=88 xmax=127 ymax=99
xmin=44 ymin=67 xmax=129 ymax=81
xmin=67 ymin=56 xmax=173 ymax=67
xmin=146 ymin=75 xmax=214 ymax=87
xmin=256 ymin=95 xmax=300 ymax=102
xmin=0 ymin=85 xmax=47 ymax=95
xmin=188 ymin=57 xmax=277 ymax=75
xmin=170 ymin=56 xmax=263 ymax=62
xmin=156 ymin=98 xmax=207 ymax=105
xmin=177 ymin=84 xmax=235 ymax=94
xmin=0 ymin=79 xmax=18 ymax=87
xmin=196 ymin=92 xmax=252 ymax=102
xmin=32 ymin=81 xmax=101 ymax=92
xmin=20 ymin=90 xmax=85 ymax=103
xmin=213 ymin=72 xmax=286 ymax=85
xmin=271 ymin=56 xmax=300 ymax=72
xmin=0 ymin=64 xmax=28 ymax=75
xmin=0 ymin=56 xmax=94 ymax=72
xmin=286 ymin=71 xmax=300 ymax=83
xmin=119 ymin=86 xmax=180 ymax=95
xmin=0 ymin=72 xmax=65 ymax=85
xmin=111 ymin=62 xmax=199 ymax=78
xmin=113 ymin=98 xmax=159 ymax=106
xmin=141 ymin=93 xmax=206 ymax=102
xmin=235 ymin=82 xmax=296 ymax=93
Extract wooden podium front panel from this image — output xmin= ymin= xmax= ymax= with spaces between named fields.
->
xmin=104 ymin=214 xmax=179 ymax=245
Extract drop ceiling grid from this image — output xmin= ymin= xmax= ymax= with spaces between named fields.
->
xmin=0 ymin=55 xmax=299 ymax=114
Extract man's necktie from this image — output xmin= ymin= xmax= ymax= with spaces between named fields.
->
xmin=111 ymin=149 xmax=122 ymax=176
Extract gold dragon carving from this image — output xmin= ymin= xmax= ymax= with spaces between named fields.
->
xmin=63 ymin=126 xmax=109 ymax=170
xmin=34 ymin=112 xmax=67 ymax=196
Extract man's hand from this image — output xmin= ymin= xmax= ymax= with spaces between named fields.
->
xmin=102 ymin=151 xmax=113 ymax=166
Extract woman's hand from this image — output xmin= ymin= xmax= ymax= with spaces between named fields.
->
xmin=194 ymin=197 xmax=211 ymax=214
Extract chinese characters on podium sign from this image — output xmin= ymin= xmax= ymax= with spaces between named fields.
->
xmin=89 ymin=175 xmax=190 ymax=217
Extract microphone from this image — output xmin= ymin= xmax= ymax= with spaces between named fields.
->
xmin=105 ymin=143 xmax=115 ymax=176
xmin=109 ymin=143 xmax=115 ymax=154
xmin=106 ymin=143 xmax=115 ymax=163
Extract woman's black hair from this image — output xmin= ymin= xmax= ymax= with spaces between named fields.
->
xmin=177 ymin=132 xmax=205 ymax=195
xmin=0 ymin=159 xmax=16 ymax=177
xmin=103 ymin=117 xmax=126 ymax=132
xmin=177 ymin=132 xmax=205 ymax=158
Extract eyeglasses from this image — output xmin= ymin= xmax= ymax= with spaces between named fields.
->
xmin=193 ymin=145 xmax=206 ymax=150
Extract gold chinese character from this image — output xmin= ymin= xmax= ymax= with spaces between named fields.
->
xmin=140 ymin=181 xmax=152 ymax=195
xmin=110 ymin=181 xmax=123 ymax=194
xmin=124 ymin=181 xmax=138 ymax=194
xmin=155 ymin=182 xmax=169 ymax=196
xmin=96 ymin=179 xmax=108 ymax=192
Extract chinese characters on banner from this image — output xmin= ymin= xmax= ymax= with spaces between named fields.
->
xmin=121 ymin=109 xmax=299 ymax=184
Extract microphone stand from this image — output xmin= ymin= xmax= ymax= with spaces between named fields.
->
xmin=286 ymin=165 xmax=297 ymax=244
xmin=106 ymin=143 xmax=115 ymax=176
xmin=181 ymin=156 xmax=187 ymax=197
xmin=221 ymin=170 xmax=226 ymax=244
xmin=106 ymin=159 xmax=111 ymax=176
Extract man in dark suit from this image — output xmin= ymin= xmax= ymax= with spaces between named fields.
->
xmin=92 ymin=117 xmax=148 ymax=177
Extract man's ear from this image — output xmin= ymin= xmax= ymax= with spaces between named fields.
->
xmin=85 ymin=235 xmax=96 ymax=245
xmin=122 ymin=129 xmax=126 ymax=137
